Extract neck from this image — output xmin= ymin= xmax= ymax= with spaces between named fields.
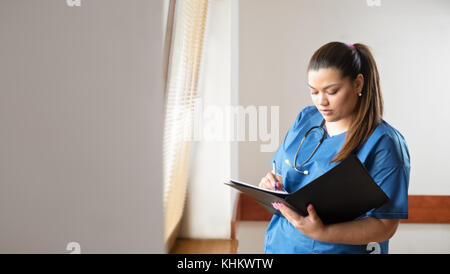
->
xmin=324 ymin=117 xmax=352 ymax=137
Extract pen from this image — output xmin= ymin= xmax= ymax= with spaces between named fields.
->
xmin=272 ymin=160 xmax=280 ymax=190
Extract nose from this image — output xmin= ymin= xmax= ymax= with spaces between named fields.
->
xmin=318 ymin=92 xmax=329 ymax=106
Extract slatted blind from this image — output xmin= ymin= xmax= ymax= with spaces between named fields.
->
xmin=163 ymin=0 xmax=210 ymax=249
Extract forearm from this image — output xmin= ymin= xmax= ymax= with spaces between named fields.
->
xmin=318 ymin=217 xmax=398 ymax=245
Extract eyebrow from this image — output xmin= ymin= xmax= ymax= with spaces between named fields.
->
xmin=308 ymin=83 xmax=339 ymax=90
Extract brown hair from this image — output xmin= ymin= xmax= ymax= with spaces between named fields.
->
xmin=307 ymin=42 xmax=383 ymax=162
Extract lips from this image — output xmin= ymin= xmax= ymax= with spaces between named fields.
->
xmin=321 ymin=109 xmax=333 ymax=115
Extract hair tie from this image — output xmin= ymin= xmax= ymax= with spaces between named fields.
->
xmin=348 ymin=43 xmax=355 ymax=49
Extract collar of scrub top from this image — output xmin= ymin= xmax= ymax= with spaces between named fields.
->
xmin=285 ymin=119 xmax=327 ymax=175
xmin=285 ymin=118 xmax=361 ymax=175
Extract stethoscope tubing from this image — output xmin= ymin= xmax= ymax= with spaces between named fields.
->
xmin=291 ymin=119 xmax=326 ymax=174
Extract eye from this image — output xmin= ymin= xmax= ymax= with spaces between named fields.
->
xmin=328 ymin=90 xmax=338 ymax=95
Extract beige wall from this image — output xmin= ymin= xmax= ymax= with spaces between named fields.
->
xmin=0 ymin=0 xmax=164 ymax=253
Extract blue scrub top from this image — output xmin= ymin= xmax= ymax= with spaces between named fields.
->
xmin=264 ymin=106 xmax=410 ymax=254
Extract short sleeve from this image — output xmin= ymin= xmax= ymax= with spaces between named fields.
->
xmin=363 ymin=132 xmax=410 ymax=219
xmin=364 ymin=165 xmax=409 ymax=219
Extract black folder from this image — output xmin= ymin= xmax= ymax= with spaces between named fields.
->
xmin=225 ymin=154 xmax=389 ymax=225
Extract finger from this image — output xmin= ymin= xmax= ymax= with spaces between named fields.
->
xmin=259 ymin=178 xmax=268 ymax=189
xmin=266 ymin=172 xmax=277 ymax=185
xmin=261 ymin=178 xmax=274 ymax=190
xmin=272 ymin=202 xmax=279 ymax=210
xmin=268 ymin=172 xmax=282 ymax=190
xmin=280 ymin=203 xmax=302 ymax=220
xmin=277 ymin=203 xmax=303 ymax=226
xmin=264 ymin=182 xmax=273 ymax=190
xmin=274 ymin=174 xmax=283 ymax=189
xmin=265 ymin=178 xmax=274 ymax=190
xmin=260 ymin=177 xmax=267 ymax=186
xmin=275 ymin=174 xmax=283 ymax=183
xmin=275 ymin=203 xmax=292 ymax=223
xmin=307 ymin=204 xmax=319 ymax=221
xmin=258 ymin=178 xmax=264 ymax=188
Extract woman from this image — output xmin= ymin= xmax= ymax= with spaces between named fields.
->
xmin=259 ymin=42 xmax=410 ymax=254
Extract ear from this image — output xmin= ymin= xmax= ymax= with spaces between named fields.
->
xmin=353 ymin=73 xmax=364 ymax=94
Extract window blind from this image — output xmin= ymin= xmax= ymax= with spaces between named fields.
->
xmin=162 ymin=0 xmax=210 ymax=249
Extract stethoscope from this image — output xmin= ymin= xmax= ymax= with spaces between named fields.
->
xmin=284 ymin=119 xmax=326 ymax=175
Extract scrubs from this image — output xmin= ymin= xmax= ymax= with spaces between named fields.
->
xmin=264 ymin=106 xmax=410 ymax=254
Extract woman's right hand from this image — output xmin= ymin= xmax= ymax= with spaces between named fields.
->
xmin=259 ymin=171 xmax=284 ymax=191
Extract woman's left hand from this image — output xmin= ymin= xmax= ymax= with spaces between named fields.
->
xmin=273 ymin=202 xmax=327 ymax=241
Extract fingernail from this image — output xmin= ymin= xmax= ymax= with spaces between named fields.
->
xmin=308 ymin=204 xmax=313 ymax=210
xmin=272 ymin=202 xmax=277 ymax=209
xmin=278 ymin=203 xmax=284 ymax=208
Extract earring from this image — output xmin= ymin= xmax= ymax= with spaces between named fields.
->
xmin=358 ymin=93 xmax=362 ymax=97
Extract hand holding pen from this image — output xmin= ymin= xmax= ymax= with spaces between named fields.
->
xmin=258 ymin=160 xmax=284 ymax=191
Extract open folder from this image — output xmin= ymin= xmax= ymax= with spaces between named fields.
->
xmin=225 ymin=154 xmax=389 ymax=225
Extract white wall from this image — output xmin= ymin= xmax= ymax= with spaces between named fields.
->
xmin=390 ymin=224 xmax=450 ymax=254
xmin=0 ymin=0 xmax=165 ymax=253
xmin=238 ymin=0 xmax=450 ymax=253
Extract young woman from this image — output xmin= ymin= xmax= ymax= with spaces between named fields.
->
xmin=259 ymin=42 xmax=410 ymax=254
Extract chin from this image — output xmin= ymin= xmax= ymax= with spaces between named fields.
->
xmin=323 ymin=115 xmax=338 ymax=122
